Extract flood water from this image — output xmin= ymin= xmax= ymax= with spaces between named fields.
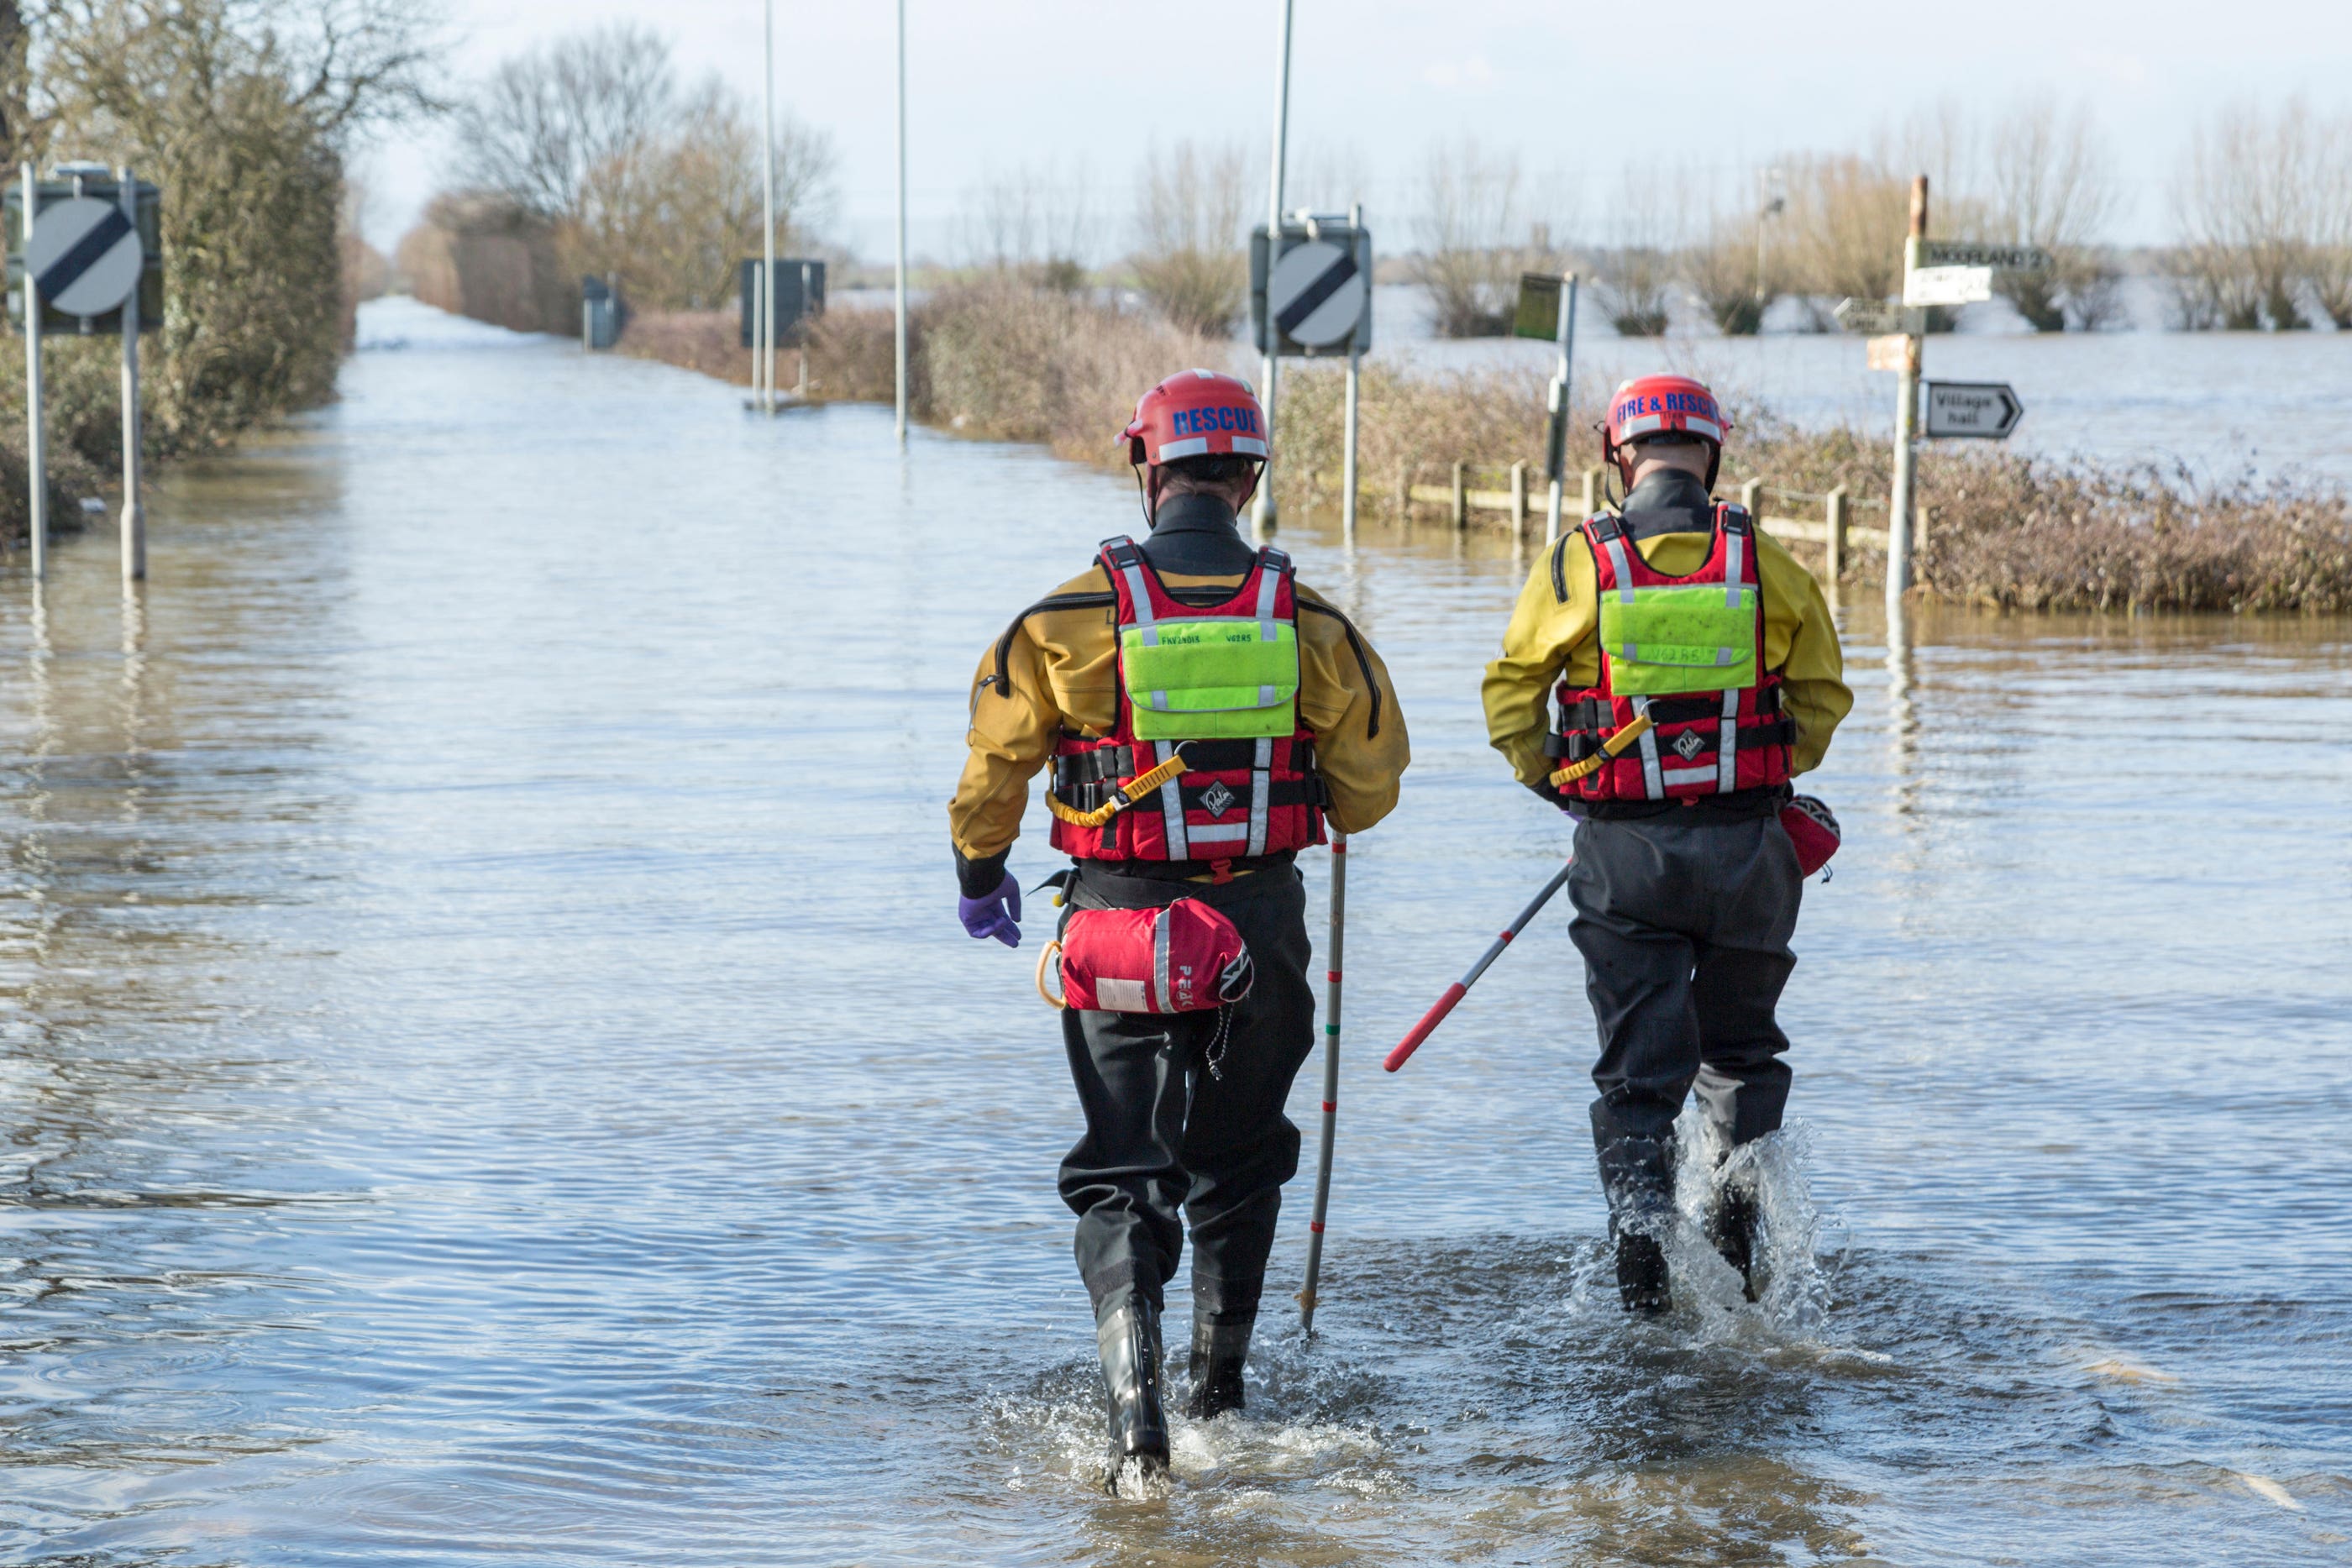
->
xmin=2 ymin=298 xmax=2347 ymax=1565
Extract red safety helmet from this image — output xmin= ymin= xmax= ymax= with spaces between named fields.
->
xmin=1121 ymin=370 xmax=1269 ymax=469
xmin=1602 ymin=374 xmax=1730 ymax=491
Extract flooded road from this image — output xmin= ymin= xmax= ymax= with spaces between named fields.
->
xmin=2 ymin=299 xmax=2348 ymax=1564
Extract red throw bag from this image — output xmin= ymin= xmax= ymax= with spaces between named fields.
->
xmin=1039 ymin=898 xmax=1254 ymax=1014
xmin=1780 ymin=794 xmax=1841 ymax=878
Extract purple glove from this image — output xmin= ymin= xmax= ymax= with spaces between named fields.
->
xmin=958 ymin=873 xmax=1022 ymax=947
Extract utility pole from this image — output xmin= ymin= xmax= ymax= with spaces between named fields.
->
xmin=893 ymin=0 xmax=908 ymax=445
xmin=1887 ymin=176 xmax=1926 ymax=612
xmin=21 ymin=160 xmax=41 ymax=580
xmin=1543 ymin=272 xmax=1578 ymax=545
xmin=118 ymin=164 xmax=142 ymax=581
xmin=759 ymin=0 xmax=776 ymax=413
xmin=1341 ymin=201 xmax=1362 ymax=548
xmin=1251 ymin=0 xmax=1294 ymax=542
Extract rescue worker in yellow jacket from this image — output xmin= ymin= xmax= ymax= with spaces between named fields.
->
xmin=952 ymin=370 xmax=1408 ymax=1484
xmin=1483 ymin=375 xmax=1851 ymax=1314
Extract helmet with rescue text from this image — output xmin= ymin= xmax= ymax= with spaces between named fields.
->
xmin=1600 ymin=374 xmax=1731 ymax=494
xmin=1121 ymin=369 xmax=1268 ymax=523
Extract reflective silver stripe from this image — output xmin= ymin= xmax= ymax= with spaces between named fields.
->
xmin=1662 ymin=764 xmax=1720 ymax=788
xmin=1723 ymin=526 xmax=1746 ymax=608
xmin=1247 ymin=736 xmax=1273 ymax=857
xmin=1185 ymin=823 xmax=1252 ymax=844
xmin=1601 ymin=533 xmax=1638 ymax=604
xmin=1632 ymin=695 xmax=1665 ymax=800
xmin=1152 ymin=909 xmax=1172 ymax=1013
xmin=1719 ymin=686 xmax=1739 ymax=794
xmin=1157 ymin=739 xmax=1189 ymax=857
xmin=1116 ymin=551 xmax=1157 ymax=628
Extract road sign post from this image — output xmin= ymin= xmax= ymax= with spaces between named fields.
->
xmin=1252 ymin=0 xmax=1297 ymax=540
xmin=1515 ymin=270 xmax=1580 ymax=544
xmin=20 ymin=163 xmax=40 ymax=579
xmin=1252 ymin=213 xmax=1373 ymax=543
xmin=1887 ymin=176 xmax=1928 ymax=610
xmin=117 ymin=166 xmax=142 ymax=582
xmin=9 ymin=165 xmax=162 ymax=583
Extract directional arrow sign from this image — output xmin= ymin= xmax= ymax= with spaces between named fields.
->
xmin=1923 ymin=380 xmax=2024 ymax=440
xmin=1919 ymin=239 xmax=2054 ymax=272
xmin=1904 ymin=265 xmax=1994 ymax=307
xmin=1835 ymin=297 xmax=1926 ymax=335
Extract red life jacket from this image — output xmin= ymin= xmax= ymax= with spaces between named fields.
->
xmin=1549 ymin=505 xmax=1796 ymax=803
xmin=1049 ymin=538 xmax=1327 ymax=864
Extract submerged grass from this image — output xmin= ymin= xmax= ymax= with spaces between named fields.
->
xmin=624 ymin=281 xmax=2352 ymax=614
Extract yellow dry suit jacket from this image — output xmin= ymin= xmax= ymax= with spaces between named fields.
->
xmin=1483 ymin=501 xmax=1852 ymax=789
xmin=952 ymin=555 xmax=1410 ymax=870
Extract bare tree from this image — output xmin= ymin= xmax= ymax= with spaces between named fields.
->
xmin=1681 ymin=165 xmax=1786 ymax=335
xmin=958 ymin=157 xmax=1094 ymax=291
xmin=1781 ymin=154 xmax=1910 ymax=323
xmin=2170 ymin=102 xmax=2312 ymax=330
xmin=1593 ymin=166 xmax=1677 ymax=335
xmin=1409 ymin=137 xmax=1559 ymax=338
xmin=570 ymin=75 xmax=835 ymax=312
xmin=2304 ymin=109 xmax=2352 ymax=328
xmin=1129 ymin=139 xmax=1247 ymax=336
xmin=1988 ymin=97 xmax=2124 ymax=330
xmin=452 ymin=22 xmax=674 ymax=221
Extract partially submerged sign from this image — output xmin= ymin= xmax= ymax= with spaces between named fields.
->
xmin=1515 ymin=272 xmax=1564 ymax=341
xmin=1923 ymin=380 xmax=2024 ymax=439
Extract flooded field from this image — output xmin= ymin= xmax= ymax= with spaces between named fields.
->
xmin=0 ymin=299 xmax=2346 ymax=1564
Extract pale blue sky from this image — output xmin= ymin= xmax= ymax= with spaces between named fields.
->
xmin=364 ymin=0 xmax=2352 ymax=258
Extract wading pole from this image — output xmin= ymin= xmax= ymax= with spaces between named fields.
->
xmin=1383 ymin=857 xmax=1572 ymax=1072
xmin=1299 ymin=833 xmax=1345 ymax=1335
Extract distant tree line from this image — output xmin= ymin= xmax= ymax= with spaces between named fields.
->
xmin=947 ymin=97 xmax=2352 ymax=340
xmin=410 ymin=23 xmax=838 ymax=328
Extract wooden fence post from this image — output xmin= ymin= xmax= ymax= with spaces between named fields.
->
xmin=1582 ymin=465 xmax=1602 ymax=519
xmin=1825 ymin=485 xmax=1848 ymax=583
xmin=1509 ymin=461 xmax=1528 ymax=533
xmin=1452 ymin=462 xmax=1467 ymax=529
xmin=1395 ymin=463 xmax=1410 ymax=521
xmin=1739 ymin=476 xmax=1763 ymax=518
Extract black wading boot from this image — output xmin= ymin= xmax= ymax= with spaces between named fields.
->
xmin=1095 ymin=1300 xmax=1169 ymax=1487
xmin=1614 ymin=1224 xmax=1671 ymax=1315
xmin=1709 ymin=1184 xmax=1761 ymax=1303
xmin=1184 ymin=1316 xmax=1253 ymax=1419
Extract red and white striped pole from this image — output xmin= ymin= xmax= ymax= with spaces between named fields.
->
xmin=1383 ymin=857 xmax=1575 ymax=1072
xmin=1299 ymin=833 xmax=1345 ymax=1335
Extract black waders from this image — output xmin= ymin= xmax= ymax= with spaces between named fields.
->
xmin=1184 ymin=1317 xmax=1253 ymax=1419
xmin=1095 ymin=1299 xmax=1168 ymax=1484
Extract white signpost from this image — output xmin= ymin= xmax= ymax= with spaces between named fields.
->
xmin=1903 ymin=265 xmax=1993 ymax=307
xmin=1923 ymin=381 xmax=2024 ymax=440
xmin=9 ymin=164 xmax=160 ymax=585
xmin=1880 ymin=187 xmax=2050 ymax=609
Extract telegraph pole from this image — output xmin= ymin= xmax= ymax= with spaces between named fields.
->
xmin=893 ymin=0 xmax=909 ymax=445
xmin=1887 ymin=176 xmax=1926 ymax=611
xmin=1251 ymin=0 xmax=1294 ymax=541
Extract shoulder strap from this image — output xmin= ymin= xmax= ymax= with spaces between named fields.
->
xmin=1100 ymin=535 xmax=1144 ymax=567
xmin=1714 ymin=502 xmax=1752 ymax=536
xmin=1252 ymin=546 xmax=1290 ymax=619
